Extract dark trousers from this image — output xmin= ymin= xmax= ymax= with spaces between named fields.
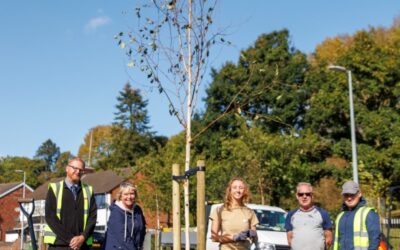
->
xmin=48 ymin=244 xmax=90 ymax=250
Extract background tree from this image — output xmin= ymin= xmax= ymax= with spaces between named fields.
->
xmin=203 ymin=30 xmax=309 ymax=133
xmin=136 ymin=133 xmax=186 ymax=224
xmin=114 ymin=83 xmax=150 ymax=133
xmin=196 ymin=29 xmax=309 ymax=161
xmin=205 ymin=126 xmax=332 ymax=207
xmin=35 ymin=139 xmax=60 ymax=172
xmin=54 ymin=151 xmax=73 ymax=176
xmin=195 ymin=23 xmax=400 ymax=211
xmin=107 ymin=83 xmax=155 ymax=169
xmin=0 ymin=156 xmax=47 ymax=188
xmin=78 ymin=125 xmax=114 ymax=169
xmin=305 ymin=20 xmax=400 ymax=196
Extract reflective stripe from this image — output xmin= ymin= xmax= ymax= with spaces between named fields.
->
xmin=333 ymin=212 xmax=344 ymax=250
xmin=56 ymin=182 xmax=63 ymax=218
xmin=354 ymin=207 xmax=373 ymax=249
xmin=354 ymin=247 xmax=368 ymax=250
xmin=43 ymin=231 xmax=57 ymax=237
xmin=43 ymin=224 xmax=57 ymax=243
xmin=81 ymin=184 xmax=93 ymax=245
xmin=49 ymin=182 xmax=63 ymax=219
xmin=333 ymin=206 xmax=374 ymax=250
xmin=44 ymin=181 xmax=94 ymax=245
xmin=82 ymin=184 xmax=90 ymax=229
xmin=354 ymin=232 xmax=369 ymax=237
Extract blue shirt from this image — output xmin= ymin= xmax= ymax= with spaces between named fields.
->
xmin=64 ymin=178 xmax=80 ymax=191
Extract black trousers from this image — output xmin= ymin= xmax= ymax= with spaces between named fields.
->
xmin=48 ymin=244 xmax=90 ymax=250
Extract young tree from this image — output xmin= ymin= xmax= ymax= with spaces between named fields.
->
xmin=35 ymin=139 xmax=60 ymax=172
xmin=115 ymin=1 xmax=223 ymax=245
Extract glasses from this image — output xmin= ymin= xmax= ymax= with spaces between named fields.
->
xmin=297 ymin=192 xmax=312 ymax=197
xmin=68 ymin=165 xmax=85 ymax=174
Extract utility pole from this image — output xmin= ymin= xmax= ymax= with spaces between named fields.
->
xmin=88 ymin=129 xmax=93 ymax=168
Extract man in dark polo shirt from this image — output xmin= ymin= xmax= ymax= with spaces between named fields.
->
xmin=45 ymin=157 xmax=97 ymax=250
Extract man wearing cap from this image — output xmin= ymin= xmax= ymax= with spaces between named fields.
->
xmin=333 ymin=180 xmax=380 ymax=250
xmin=285 ymin=182 xmax=333 ymax=250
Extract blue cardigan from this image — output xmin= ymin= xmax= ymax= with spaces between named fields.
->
xmin=104 ymin=202 xmax=146 ymax=250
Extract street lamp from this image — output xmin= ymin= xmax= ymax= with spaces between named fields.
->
xmin=15 ymin=170 xmax=26 ymax=250
xmin=328 ymin=65 xmax=359 ymax=184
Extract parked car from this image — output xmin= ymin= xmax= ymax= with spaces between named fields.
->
xmin=206 ymin=203 xmax=290 ymax=250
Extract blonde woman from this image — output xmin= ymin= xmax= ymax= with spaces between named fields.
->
xmin=104 ymin=182 xmax=146 ymax=250
xmin=210 ymin=177 xmax=258 ymax=250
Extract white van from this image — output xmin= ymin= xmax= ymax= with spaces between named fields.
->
xmin=206 ymin=203 xmax=290 ymax=250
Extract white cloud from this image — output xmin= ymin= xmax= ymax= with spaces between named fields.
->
xmin=84 ymin=16 xmax=111 ymax=32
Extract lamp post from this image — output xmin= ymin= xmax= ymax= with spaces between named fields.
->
xmin=15 ymin=170 xmax=26 ymax=250
xmin=328 ymin=65 xmax=359 ymax=184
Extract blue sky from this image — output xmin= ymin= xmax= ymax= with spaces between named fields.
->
xmin=0 ymin=0 xmax=399 ymax=158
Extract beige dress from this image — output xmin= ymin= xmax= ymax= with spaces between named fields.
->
xmin=210 ymin=205 xmax=259 ymax=250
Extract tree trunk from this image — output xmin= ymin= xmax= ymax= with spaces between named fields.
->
xmin=184 ymin=1 xmax=193 ymax=249
xmin=258 ymin=177 xmax=265 ymax=205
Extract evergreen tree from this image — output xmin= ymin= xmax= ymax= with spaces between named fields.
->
xmin=114 ymin=83 xmax=150 ymax=133
xmin=108 ymin=83 xmax=154 ymax=169
xmin=35 ymin=139 xmax=60 ymax=172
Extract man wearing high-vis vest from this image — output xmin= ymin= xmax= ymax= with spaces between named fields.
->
xmin=333 ymin=180 xmax=380 ymax=250
xmin=45 ymin=157 xmax=97 ymax=250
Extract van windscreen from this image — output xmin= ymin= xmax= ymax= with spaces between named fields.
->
xmin=254 ymin=209 xmax=286 ymax=232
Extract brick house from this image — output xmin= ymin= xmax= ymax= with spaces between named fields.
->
xmin=0 ymin=182 xmax=34 ymax=242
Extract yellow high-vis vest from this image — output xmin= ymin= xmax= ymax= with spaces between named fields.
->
xmin=333 ymin=206 xmax=375 ymax=250
xmin=43 ymin=181 xmax=93 ymax=245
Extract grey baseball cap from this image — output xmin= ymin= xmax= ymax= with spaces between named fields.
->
xmin=342 ymin=180 xmax=360 ymax=194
